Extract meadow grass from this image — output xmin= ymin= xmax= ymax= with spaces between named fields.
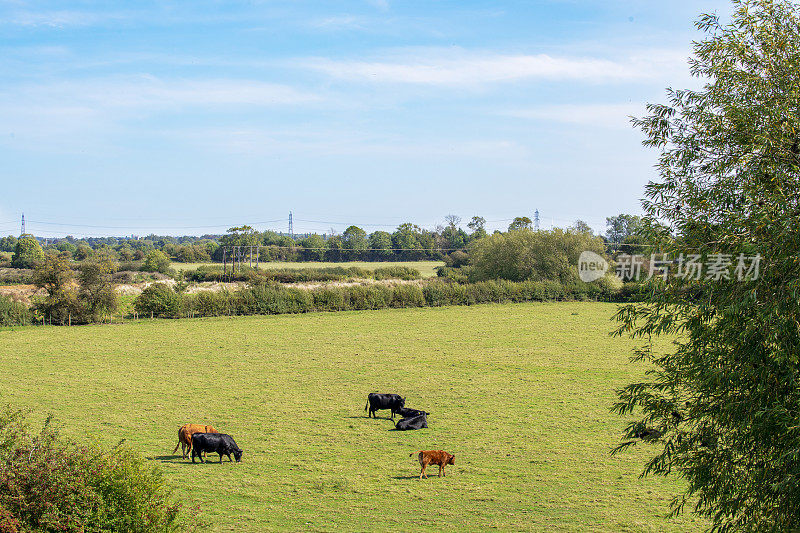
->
xmin=0 ymin=302 xmax=705 ymax=531
xmin=173 ymin=260 xmax=444 ymax=278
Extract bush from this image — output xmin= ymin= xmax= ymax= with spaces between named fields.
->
xmin=390 ymin=284 xmax=425 ymax=308
xmin=372 ymin=266 xmax=421 ymax=281
xmin=0 ymin=406 xmax=187 ymax=532
xmin=134 ymin=283 xmax=181 ymax=318
xmin=312 ymin=287 xmax=348 ymax=311
xmin=436 ymin=266 xmax=469 ymax=284
xmin=141 ymin=250 xmax=171 ymax=274
xmin=0 ymin=296 xmax=31 ymax=327
xmin=0 ymin=268 xmax=33 ymax=285
xmin=468 ymin=228 xmax=607 ymax=284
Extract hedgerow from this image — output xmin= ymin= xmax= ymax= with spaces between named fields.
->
xmin=145 ymin=276 xmax=622 ymax=320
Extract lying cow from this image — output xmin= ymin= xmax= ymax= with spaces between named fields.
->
xmin=395 ymin=413 xmax=427 ymax=431
xmin=365 ymin=393 xmax=405 ymax=419
xmin=173 ymin=424 xmax=219 ymax=459
xmin=396 ymin=407 xmax=429 ymax=418
xmin=191 ymin=433 xmax=243 ymax=463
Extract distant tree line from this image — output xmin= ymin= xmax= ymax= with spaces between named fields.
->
xmin=0 ymin=213 xmax=648 ymax=268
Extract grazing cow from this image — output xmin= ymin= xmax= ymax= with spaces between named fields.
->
xmin=191 ymin=433 xmax=243 ymax=463
xmin=364 ymin=393 xmax=405 ymax=419
xmin=395 ymin=413 xmax=427 ymax=431
xmin=412 ymin=450 xmax=455 ymax=479
xmin=396 ymin=407 xmax=429 ymax=418
xmin=173 ymin=424 xmax=219 ymax=459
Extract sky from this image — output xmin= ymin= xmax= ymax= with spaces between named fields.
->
xmin=0 ymin=0 xmax=733 ymax=238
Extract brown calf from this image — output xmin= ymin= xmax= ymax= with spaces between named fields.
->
xmin=412 ymin=450 xmax=455 ymax=479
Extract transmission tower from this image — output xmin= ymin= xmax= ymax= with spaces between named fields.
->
xmin=20 ymin=213 xmax=25 ymax=236
xmin=288 ymin=211 xmax=293 ymax=237
xmin=534 ymin=209 xmax=540 ymax=231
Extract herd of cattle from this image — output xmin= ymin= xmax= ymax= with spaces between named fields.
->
xmin=364 ymin=392 xmax=430 ymax=430
xmin=364 ymin=392 xmax=456 ymax=478
xmin=171 ymin=392 xmax=454 ymax=479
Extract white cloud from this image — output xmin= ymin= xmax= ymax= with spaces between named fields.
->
xmin=306 ymin=48 xmax=689 ymax=86
xmin=6 ymin=10 xmax=126 ymax=28
xmin=2 ymin=76 xmax=321 ymax=111
xmin=309 ymin=15 xmax=369 ymax=31
xmin=159 ymin=126 xmax=528 ymax=159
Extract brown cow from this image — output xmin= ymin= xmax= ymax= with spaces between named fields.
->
xmin=412 ymin=450 xmax=455 ymax=479
xmin=173 ymin=424 xmax=219 ymax=459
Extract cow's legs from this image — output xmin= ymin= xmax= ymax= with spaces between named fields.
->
xmin=439 ymin=465 xmax=444 ymax=477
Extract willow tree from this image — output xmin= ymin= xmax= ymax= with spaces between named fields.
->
xmin=613 ymin=1 xmax=800 ymax=530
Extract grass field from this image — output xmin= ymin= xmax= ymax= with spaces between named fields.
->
xmin=172 ymin=260 xmax=444 ymax=278
xmin=0 ymin=303 xmax=706 ymax=531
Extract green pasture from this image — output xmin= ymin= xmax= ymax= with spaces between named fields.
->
xmin=173 ymin=260 xmax=444 ymax=278
xmin=0 ymin=302 xmax=705 ymax=531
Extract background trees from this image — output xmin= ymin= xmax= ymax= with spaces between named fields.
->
xmin=342 ymin=225 xmax=368 ymax=260
xmin=508 ymin=217 xmax=533 ymax=232
xmin=11 ymin=235 xmax=43 ymax=268
xmin=613 ymin=1 xmax=800 ymax=529
xmin=141 ymin=250 xmax=171 ymax=274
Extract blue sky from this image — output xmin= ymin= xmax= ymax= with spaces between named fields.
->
xmin=0 ymin=0 xmax=732 ymax=238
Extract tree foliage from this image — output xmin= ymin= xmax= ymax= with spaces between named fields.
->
xmin=141 ymin=250 xmax=171 ymax=274
xmin=508 ymin=217 xmax=533 ymax=232
xmin=468 ymin=228 xmax=607 ymax=283
xmin=11 ymin=235 xmax=43 ymax=269
xmin=612 ymin=1 xmax=800 ymax=529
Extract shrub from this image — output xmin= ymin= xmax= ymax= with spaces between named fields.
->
xmin=348 ymin=284 xmax=391 ymax=310
xmin=436 ymin=266 xmax=469 ymax=284
xmin=0 ymin=296 xmax=31 ymax=327
xmin=444 ymin=250 xmax=470 ymax=268
xmin=134 ymin=283 xmax=181 ymax=318
xmin=0 ymin=406 xmax=187 ymax=532
xmin=390 ymin=284 xmax=425 ymax=308
xmin=468 ymin=228 xmax=607 ymax=284
xmin=373 ymin=266 xmax=421 ymax=281
xmin=141 ymin=250 xmax=171 ymax=274
xmin=312 ymin=287 xmax=348 ymax=311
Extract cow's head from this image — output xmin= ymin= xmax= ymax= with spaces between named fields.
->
xmin=448 ymin=454 xmax=455 ymax=465
xmin=399 ymin=397 xmax=406 ymax=408
xmin=234 ymin=449 xmax=243 ymax=462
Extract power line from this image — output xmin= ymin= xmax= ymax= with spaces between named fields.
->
xmin=25 ymin=219 xmax=285 ymax=230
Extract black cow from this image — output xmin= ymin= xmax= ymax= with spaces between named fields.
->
xmin=191 ymin=433 xmax=243 ymax=463
xmin=395 ymin=407 xmax=429 ymax=418
xmin=395 ymin=413 xmax=427 ymax=431
xmin=365 ymin=393 xmax=405 ymax=419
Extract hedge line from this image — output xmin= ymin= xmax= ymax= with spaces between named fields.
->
xmin=183 ymin=265 xmax=421 ymax=283
xmin=135 ymin=277 xmax=623 ymax=319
